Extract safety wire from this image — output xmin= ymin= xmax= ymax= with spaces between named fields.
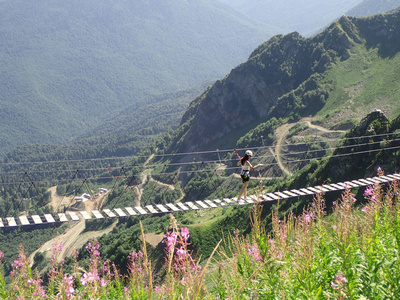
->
xmin=0 ymin=131 xmax=398 ymax=172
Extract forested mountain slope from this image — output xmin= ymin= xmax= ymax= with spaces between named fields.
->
xmin=0 ymin=0 xmax=274 ymax=156
xmin=170 ymin=9 xmax=400 ymax=154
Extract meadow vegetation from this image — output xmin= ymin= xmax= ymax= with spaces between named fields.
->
xmin=1 ymin=170 xmax=399 ymax=299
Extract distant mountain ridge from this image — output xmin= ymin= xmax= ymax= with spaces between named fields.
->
xmin=218 ymin=0 xmax=364 ymax=36
xmin=0 ymin=0 xmax=274 ymax=156
xmin=170 ymin=8 xmax=400 ymax=153
xmin=347 ymin=0 xmax=400 ymax=16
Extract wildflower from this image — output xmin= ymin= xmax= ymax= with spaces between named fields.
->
xmin=180 ymin=227 xmax=190 ymax=241
xmin=303 ymin=214 xmax=312 ymax=223
xmin=364 ymin=186 xmax=373 ymax=197
xmin=331 ymin=281 xmax=339 ymax=289
xmin=63 ymin=275 xmax=75 ymax=298
xmin=163 ymin=232 xmax=177 ymax=252
xmin=176 ymin=247 xmax=186 ymax=259
xmin=361 ymin=206 xmax=370 ymax=213
xmin=332 ymin=201 xmax=336 ymax=206
xmin=336 ymin=275 xmax=347 ymax=284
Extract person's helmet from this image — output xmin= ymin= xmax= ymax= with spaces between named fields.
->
xmin=245 ymin=150 xmax=253 ymax=156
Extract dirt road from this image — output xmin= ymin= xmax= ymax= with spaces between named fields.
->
xmin=272 ymin=118 xmax=346 ymax=176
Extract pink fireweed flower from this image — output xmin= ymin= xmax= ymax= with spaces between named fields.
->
xmin=176 ymin=247 xmax=186 ymax=259
xmin=331 ymin=281 xmax=339 ymax=290
xmin=247 ymin=245 xmax=263 ymax=262
xmin=364 ymin=186 xmax=373 ymax=197
xmin=63 ymin=275 xmax=75 ymax=298
xmin=335 ymin=275 xmax=347 ymax=283
xmin=180 ymin=227 xmax=190 ymax=241
xmin=163 ymin=232 xmax=177 ymax=252
xmin=303 ymin=213 xmax=312 ymax=223
xmin=377 ymin=167 xmax=383 ymax=175
xmin=362 ymin=206 xmax=370 ymax=213
xmin=80 ymin=270 xmax=100 ymax=286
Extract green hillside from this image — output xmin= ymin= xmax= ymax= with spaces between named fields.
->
xmin=0 ymin=0 xmax=274 ymax=156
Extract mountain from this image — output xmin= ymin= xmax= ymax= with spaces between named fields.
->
xmin=170 ymin=8 xmax=400 ymax=154
xmin=218 ymin=0 xmax=364 ymax=36
xmin=2 ymin=8 xmax=400 ymax=280
xmin=347 ymin=0 xmax=400 ymax=16
xmin=0 ymin=0 xmax=275 ymax=156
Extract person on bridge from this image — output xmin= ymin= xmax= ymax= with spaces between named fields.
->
xmin=236 ymin=150 xmax=263 ymax=200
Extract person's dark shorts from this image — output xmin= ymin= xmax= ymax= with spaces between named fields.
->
xmin=241 ymin=170 xmax=250 ymax=183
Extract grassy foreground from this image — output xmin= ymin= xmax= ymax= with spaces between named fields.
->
xmin=0 ymin=169 xmax=399 ymax=299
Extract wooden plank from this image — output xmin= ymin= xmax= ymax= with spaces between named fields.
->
xmin=103 ymin=209 xmax=117 ymax=217
xmin=274 ymin=192 xmax=290 ymax=199
xmin=57 ymin=213 xmax=68 ymax=222
xmin=281 ymin=190 xmax=299 ymax=197
xmin=322 ymin=184 xmax=338 ymax=191
xmin=19 ymin=216 xmax=30 ymax=226
xmin=32 ymin=214 xmax=43 ymax=224
xmin=146 ymin=205 xmax=159 ymax=214
xmin=7 ymin=217 xmax=17 ymax=227
xmin=92 ymin=210 xmax=104 ymax=219
xmin=176 ymin=202 xmax=190 ymax=211
xmin=67 ymin=211 xmax=80 ymax=221
xmin=166 ymin=203 xmax=180 ymax=212
xmin=44 ymin=214 xmax=56 ymax=223
xmin=329 ymin=183 xmax=346 ymax=190
xmin=343 ymin=181 xmax=359 ymax=188
xmin=266 ymin=193 xmax=280 ymax=200
xmin=351 ymin=180 xmax=367 ymax=186
xmin=307 ymin=186 xmax=325 ymax=194
xmin=223 ymin=198 xmax=237 ymax=206
xmin=379 ymin=175 xmax=393 ymax=182
xmin=135 ymin=206 xmax=148 ymax=215
xmin=260 ymin=194 xmax=274 ymax=201
xmin=124 ymin=207 xmax=137 ymax=216
xmin=156 ymin=204 xmax=169 ymax=213
xmin=299 ymin=188 xmax=315 ymax=195
xmin=114 ymin=208 xmax=127 ymax=217
xmin=290 ymin=189 xmax=307 ymax=196
xmin=371 ymin=177 xmax=387 ymax=183
xmin=79 ymin=211 xmax=92 ymax=220
xmin=366 ymin=177 xmax=381 ymax=183
xmin=204 ymin=200 xmax=218 ymax=208
xmin=186 ymin=202 xmax=200 ymax=210
xmin=358 ymin=179 xmax=375 ymax=185
xmin=213 ymin=199 xmax=228 ymax=207
xmin=195 ymin=201 xmax=209 ymax=209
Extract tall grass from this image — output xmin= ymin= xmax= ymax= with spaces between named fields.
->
xmin=0 ymin=171 xmax=399 ymax=299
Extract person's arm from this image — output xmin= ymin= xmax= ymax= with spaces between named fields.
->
xmin=248 ymin=161 xmax=264 ymax=170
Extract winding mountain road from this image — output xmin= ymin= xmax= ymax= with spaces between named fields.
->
xmin=272 ymin=118 xmax=346 ymax=176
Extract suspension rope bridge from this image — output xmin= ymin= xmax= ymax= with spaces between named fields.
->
xmin=0 ymin=172 xmax=398 ymax=228
xmin=0 ymin=130 xmax=399 ymax=228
